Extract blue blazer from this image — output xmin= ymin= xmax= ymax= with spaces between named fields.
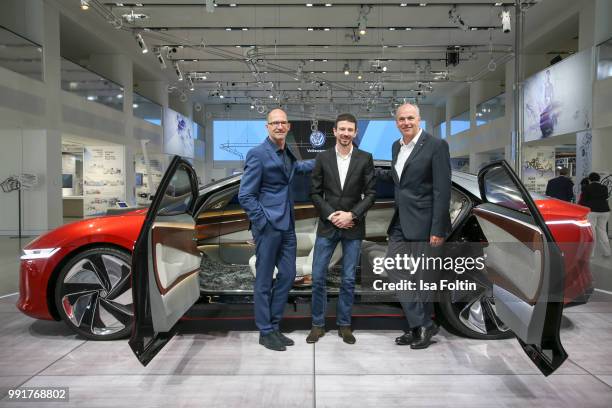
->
xmin=238 ymin=138 xmax=314 ymax=232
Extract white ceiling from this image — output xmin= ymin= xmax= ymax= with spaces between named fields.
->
xmin=61 ymin=0 xmax=580 ymax=115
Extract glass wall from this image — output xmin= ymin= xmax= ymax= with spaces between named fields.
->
xmin=435 ymin=121 xmax=447 ymax=139
xmin=476 ymin=93 xmax=506 ymax=126
xmin=133 ymin=92 xmax=162 ymax=125
xmin=0 ymin=25 xmax=43 ymax=81
xmin=597 ymin=37 xmax=612 ymax=80
xmin=60 ymin=58 xmax=123 ymax=111
xmin=450 ymin=110 xmax=470 ymax=135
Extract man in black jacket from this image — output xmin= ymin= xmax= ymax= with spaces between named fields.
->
xmin=545 ymin=167 xmax=574 ymax=202
xmin=583 ymin=172 xmax=611 ymax=258
xmin=380 ymin=103 xmax=451 ymax=350
xmin=307 ymin=113 xmax=376 ymax=344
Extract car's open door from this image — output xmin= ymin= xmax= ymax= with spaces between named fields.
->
xmin=129 ymin=156 xmax=201 ymax=366
xmin=474 ymin=160 xmax=567 ymax=376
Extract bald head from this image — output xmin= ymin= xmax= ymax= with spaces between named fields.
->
xmin=395 ymin=103 xmax=421 ymax=142
xmin=266 ymin=108 xmax=291 ymax=148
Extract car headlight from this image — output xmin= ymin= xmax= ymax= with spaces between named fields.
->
xmin=21 ymin=248 xmax=60 ymax=260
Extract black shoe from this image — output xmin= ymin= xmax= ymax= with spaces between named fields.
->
xmin=410 ymin=324 xmax=439 ymax=350
xmin=306 ymin=326 xmax=325 ymax=344
xmin=274 ymin=331 xmax=295 ymax=346
xmin=338 ymin=326 xmax=356 ymax=344
xmin=259 ymin=332 xmax=286 ymax=351
xmin=395 ymin=329 xmax=417 ymax=346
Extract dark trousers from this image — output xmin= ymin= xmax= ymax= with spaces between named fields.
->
xmin=386 ymin=219 xmax=434 ymax=329
xmin=252 ymin=222 xmax=297 ymax=335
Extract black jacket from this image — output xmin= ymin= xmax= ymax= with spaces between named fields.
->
xmin=582 ymin=182 xmax=610 ymax=212
xmin=310 ymin=147 xmax=376 ymax=239
xmin=545 ymin=176 xmax=574 ymax=202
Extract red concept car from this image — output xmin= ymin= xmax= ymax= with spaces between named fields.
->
xmin=18 ymin=157 xmax=593 ymax=375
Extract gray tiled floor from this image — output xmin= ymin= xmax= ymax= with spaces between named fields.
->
xmin=1 ymin=237 xmax=612 ymax=406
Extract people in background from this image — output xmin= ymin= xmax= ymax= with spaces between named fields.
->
xmin=578 ymin=177 xmax=590 ymax=206
xmin=545 ymin=167 xmax=574 ymax=202
xmin=582 ymin=172 xmax=611 ymax=258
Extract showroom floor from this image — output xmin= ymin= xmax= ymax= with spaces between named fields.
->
xmin=1 ymin=236 xmax=612 ymax=407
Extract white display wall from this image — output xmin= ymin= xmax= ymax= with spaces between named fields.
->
xmin=83 ymin=146 xmax=126 ymax=217
xmin=134 ymin=154 xmax=164 ymax=206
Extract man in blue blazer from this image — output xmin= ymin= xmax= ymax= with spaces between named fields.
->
xmin=238 ymin=108 xmax=314 ymax=351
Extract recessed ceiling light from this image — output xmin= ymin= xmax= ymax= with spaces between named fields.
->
xmin=306 ymin=3 xmax=313 ymax=6
xmin=225 ymin=27 xmax=232 ymax=31
xmin=235 ymin=45 xmax=241 ymax=48
xmin=405 ymin=27 xmax=412 ymax=31
xmin=116 ymin=2 xmax=124 ymax=6
xmin=419 ymin=3 xmax=427 ymax=6
xmin=307 ymin=27 xmax=314 ymax=31
xmin=322 ymin=71 xmax=327 ymax=74
xmin=322 ymin=59 xmax=328 ymax=62
xmin=471 ymin=27 xmax=478 ymax=31
xmin=389 ymin=27 xmax=395 ymax=31
xmin=230 ymin=3 xmax=237 ymax=6
xmin=309 ymin=59 xmax=315 ymax=61
xmin=242 ymin=27 xmax=248 ymax=31
xmin=400 ymin=3 xmax=407 ymax=6
xmin=135 ymin=2 xmax=143 ymax=6
xmin=297 ymin=87 xmax=303 ymax=91
xmin=494 ymin=2 xmax=503 ymax=6
xmin=323 ymin=27 xmax=330 ymax=31
xmin=325 ymin=3 xmax=332 ymax=6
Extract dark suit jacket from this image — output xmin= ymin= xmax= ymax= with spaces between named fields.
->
xmin=385 ymin=131 xmax=452 ymax=240
xmin=545 ymin=176 xmax=574 ymax=202
xmin=582 ymin=182 xmax=610 ymax=212
xmin=310 ymin=147 xmax=376 ymax=240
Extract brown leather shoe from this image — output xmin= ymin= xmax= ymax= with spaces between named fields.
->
xmin=338 ymin=326 xmax=356 ymax=344
xmin=306 ymin=326 xmax=325 ymax=343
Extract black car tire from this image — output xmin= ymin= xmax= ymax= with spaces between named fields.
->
xmin=54 ymin=246 xmax=133 ymax=340
xmin=437 ymin=287 xmax=514 ymax=340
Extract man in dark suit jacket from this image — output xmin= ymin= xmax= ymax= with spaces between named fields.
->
xmin=381 ymin=103 xmax=451 ymax=349
xmin=238 ymin=108 xmax=314 ymax=351
xmin=306 ymin=113 xmax=376 ymax=345
xmin=545 ymin=167 xmax=574 ymax=202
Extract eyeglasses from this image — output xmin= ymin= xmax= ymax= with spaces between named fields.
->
xmin=267 ymin=121 xmax=288 ymax=127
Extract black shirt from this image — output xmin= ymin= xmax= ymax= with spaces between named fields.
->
xmin=582 ymin=182 xmax=610 ymax=212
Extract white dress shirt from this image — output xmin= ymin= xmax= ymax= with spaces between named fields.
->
xmin=335 ymin=144 xmax=353 ymax=190
xmin=327 ymin=145 xmax=353 ymax=221
xmin=394 ymin=128 xmax=423 ymax=180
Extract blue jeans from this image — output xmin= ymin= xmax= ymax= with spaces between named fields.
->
xmin=311 ymin=231 xmax=362 ymax=327
xmin=252 ymin=222 xmax=297 ymax=335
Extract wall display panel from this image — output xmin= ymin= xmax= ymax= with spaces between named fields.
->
xmin=523 ymin=49 xmax=593 ymax=141
xmin=163 ymin=108 xmax=195 ymax=158
xmin=83 ymin=146 xmax=125 ymax=216
xmin=134 ymin=154 xmax=164 ymax=206
xmin=213 ymin=120 xmax=268 ymax=161
xmin=576 ymin=130 xmax=592 ymax=182
xmin=522 ymin=146 xmax=555 ymax=193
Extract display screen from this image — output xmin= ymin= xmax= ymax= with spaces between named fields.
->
xmin=163 ymin=108 xmax=195 ymax=158
xmin=62 ymin=174 xmax=73 ymax=188
xmin=135 ymin=172 xmax=144 ymax=186
xmin=356 ymin=120 xmax=427 ymax=161
xmin=213 ymin=119 xmax=427 ymax=162
xmin=213 ymin=120 xmax=268 ymax=161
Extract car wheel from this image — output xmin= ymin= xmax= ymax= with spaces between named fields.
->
xmin=54 ymin=247 xmax=133 ymax=340
xmin=437 ymin=281 xmax=513 ymax=340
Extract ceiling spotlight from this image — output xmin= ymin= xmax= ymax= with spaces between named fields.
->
xmin=134 ymin=33 xmax=148 ymax=54
xmin=80 ymin=0 xmax=90 ymax=10
xmin=325 ymin=3 xmax=332 ymax=6
xmin=358 ymin=18 xmax=367 ymax=35
xmin=306 ymin=3 xmax=313 ymax=6
xmin=343 ymin=63 xmax=350 ymax=76
xmin=188 ymin=77 xmax=195 ymax=91
xmin=501 ymin=9 xmax=511 ymax=33
xmin=419 ymin=3 xmax=427 ymax=6
xmin=323 ymin=27 xmax=330 ymax=31
xmin=494 ymin=2 xmax=503 ymax=6
xmin=154 ymin=48 xmax=166 ymax=69
xmin=382 ymin=66 xmax=387 ymax=72
xmin=357 ymin=72 xmax=363 ymax=80
xmin=174 ymin=62 xmax=183 ymax=81
xmin=400 ymin=3 xmax=407 ymax=6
